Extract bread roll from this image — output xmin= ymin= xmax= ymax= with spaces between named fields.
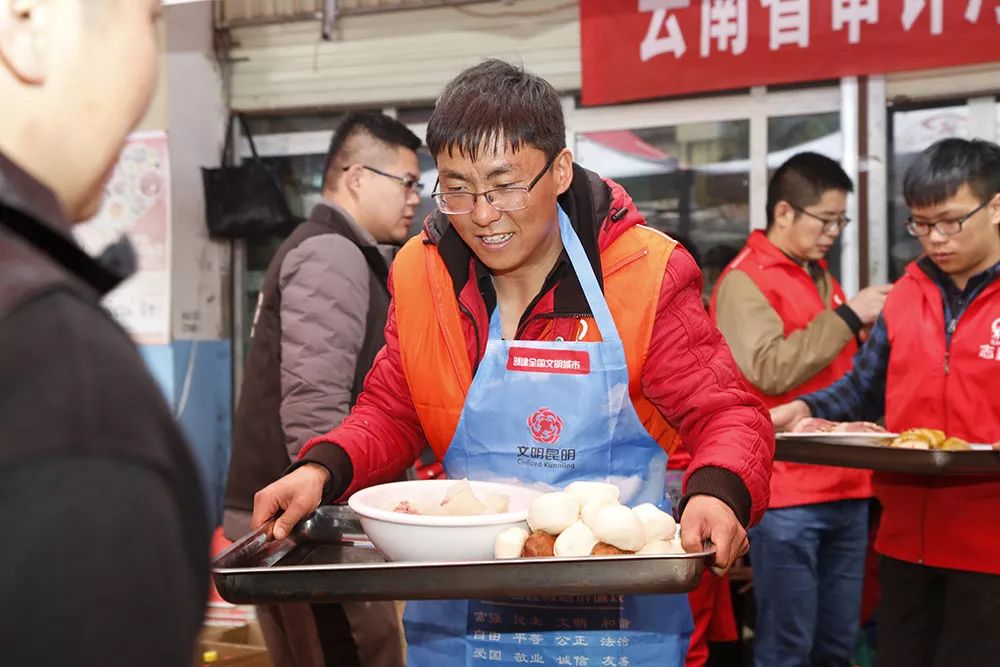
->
xmin=891 ymin=428 xmax=945 ymax=449
xmin=590 ymin=505 xmax=646 ymax=552
xmin=591 ymin=542 xmax=631 ymax=556
xmin=553 ymin=520 xmax=599 ymax=558
xmin=494 ymin=526 xmax=530 ymax=559
xmin=527 ymin=492 xmax=580 ymax=534
xmin=522 ymin=530 xmax=556 ymax=557
xmin=941 ymin=437 xmax=970 ymax=451
xmin=632 ymin=503 xmax=677 ymax=543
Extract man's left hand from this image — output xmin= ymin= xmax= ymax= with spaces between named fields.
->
xmin=680 ymin=495 xmax=749 ymax=573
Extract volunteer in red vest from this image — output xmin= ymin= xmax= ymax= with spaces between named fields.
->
xmin=251 ymin=59 xmax=774 ymax=667
xmin=711 ymin=152 xmax=891 ymax=667
xmin=772 ymin=138 xmax=1000 ymax=666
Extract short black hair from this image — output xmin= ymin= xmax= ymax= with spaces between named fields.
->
xmin=426 ymin=59 xmax=566 ymax=162
xmin=903 ymin=138 xmax=1000 ymax=209
xmin=766 ymin=152 xmax=853 ymax=229
xmin=323 ymin=112 xmax=421 ymax=185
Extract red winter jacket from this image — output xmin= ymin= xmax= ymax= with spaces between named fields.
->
xmin=879 ymin=261 xmax=1000 ymax=575
xmin=301 ymin=165 xmax=774 ymax=526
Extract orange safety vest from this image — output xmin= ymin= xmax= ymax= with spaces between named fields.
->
xmin=393 ymin=225 xmax=683 ymax=461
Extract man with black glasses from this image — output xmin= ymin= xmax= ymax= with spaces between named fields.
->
xmin=712 ymin=152 xmax=891 ymax=667
xmin=250 ymin=59 xmax=774 ymax=667
xmin=772 ymin=138 xmax=1000 ymax=666
xmin=224 ymin=111 xmax=420 ymax=667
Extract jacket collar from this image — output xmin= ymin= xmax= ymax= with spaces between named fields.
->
xmin=746 ymin=229 xmax=829 ymax=271
xmin=0 ymin=151 xmax=122 ymax=296
xmin=911 ymin=255 xmax=1000 ymax=302
xmin=314 ymin=199 xmax=378 ymax=247
xmin=745 ymin=229 xmax=828 ymax=285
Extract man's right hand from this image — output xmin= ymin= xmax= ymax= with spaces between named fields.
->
xmin=847 ymin=285 xmax=892 ymax=326
xmin=252 ymin=463 xmax=330 ymax=540
xmin=769 ymin=399 xmax=812 ymax=433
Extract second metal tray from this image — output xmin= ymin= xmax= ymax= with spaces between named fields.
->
xmin=213 ymin=506 xmax=713 ymax=605
xmin=776 ymin=435 xmax=1000 ymax=475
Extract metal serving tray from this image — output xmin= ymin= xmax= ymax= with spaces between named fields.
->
xmin=776 ymin=435 xmax=1000 ymax=475
xmin=213 ymin=506 xmax=713 ymax=605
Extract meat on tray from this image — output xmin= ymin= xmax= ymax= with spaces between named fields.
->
xmin=791 ymin=418 xmax=888 ymax=434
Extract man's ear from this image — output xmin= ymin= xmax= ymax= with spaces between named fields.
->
xmin=0 ymin=0 xmax=49 ymax=85
xmin=341 ymin=163 xmax=366 ymax=198
xmin=988 ymin=192 xmax=1000 ymax=227
xmin=552 ymin=148 xmax=574 ymax=196
xmin=772 ymin=200 xmax=797 ymax=231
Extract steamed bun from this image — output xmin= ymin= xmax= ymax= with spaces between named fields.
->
xmin=553 ymin=520 xmax=599 ymax=558
xmin=580 ymin=495 xmax=620 ymax=529
xmin=632 ymin=503 xmax=677 ymax=542
xmin=494 ymin=526 xmax=530 ymax=559
xmin=590 ymin=504 xmax=646 ymax=552
xmin=637 ymin=539 xmax=683 ymax=555
xmin=527 ymin=492 xmax=580 ymax=534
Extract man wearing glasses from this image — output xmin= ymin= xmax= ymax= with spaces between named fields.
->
xmin=772 ymin=139 xmax=1000 ymax=666
xmin=252 ymin=60 xmax=774 ymax=667
xmin=711 ymin=152 xmax=891 ymax=667
xmin=225 ymin=111 xmax=421 ymax=667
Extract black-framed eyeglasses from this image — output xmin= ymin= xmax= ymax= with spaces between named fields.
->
xmin=430 ymin=154 xmax=557 ymax=215
xmin=344 ymin=165 xmax=424 ymax=194
xmin=789 ymin=204 xmax=851 ymax=235
xmin=905 ymin=201 xmax=988 ymax=237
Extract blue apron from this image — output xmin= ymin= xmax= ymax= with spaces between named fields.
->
xmin=405 ymin=207 xmax=693 ymax=667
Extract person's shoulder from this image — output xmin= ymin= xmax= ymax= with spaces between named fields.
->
xmin=0 ymin=288 xmax=180 ymax=461
xmin=280 ymin=232 xmax=368 ymax=282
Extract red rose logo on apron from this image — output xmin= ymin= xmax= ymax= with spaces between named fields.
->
xmin=528 ymin=408 xmax=564 ymax=445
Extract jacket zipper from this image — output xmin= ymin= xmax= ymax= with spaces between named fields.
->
xmin=922 ymin=315 xmax=959 ymax=564
xmin=458 ymin=300 xmax=482 ymax=373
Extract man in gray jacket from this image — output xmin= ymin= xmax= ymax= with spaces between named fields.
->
xmin=224 ymin=112 xmax=421 ymax=667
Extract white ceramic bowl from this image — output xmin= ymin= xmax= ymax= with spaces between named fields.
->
xmin=348 ymin=479 xmax=542 ymax=562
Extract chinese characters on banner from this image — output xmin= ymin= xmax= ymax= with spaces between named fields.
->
xmin=581 ymin=0 xmax=1000 ymax=105
xmin=74 ymin=132 xmax=171 ymax=345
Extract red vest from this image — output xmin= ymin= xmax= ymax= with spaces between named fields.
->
xmin=879 ymin=261 xmax=1000 ymax=575
xmin=711 ymin=231 xmax=872 ymax=508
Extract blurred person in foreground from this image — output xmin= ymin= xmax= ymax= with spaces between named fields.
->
xmin=0 ymin=1 xmax=208 ymax=665
xmin=772 ymin=138 xmax=1000 ymax=667
xmin=251 ymin=59 xmax=774 ymax=667
xmin=224 ymin=111 xmax=421 ymax=667
xmin=711 ymin=153 xmax=890 ymax=667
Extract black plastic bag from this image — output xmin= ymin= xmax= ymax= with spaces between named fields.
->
xmin=202 ymin=114 xmax=297 ymax=239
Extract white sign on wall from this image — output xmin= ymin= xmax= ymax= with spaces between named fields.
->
xmin=74 ymin=132 xmax=172 ymax=346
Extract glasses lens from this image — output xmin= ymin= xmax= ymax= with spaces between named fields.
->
xmin=906 ymin=220 xmax=929 ymax=237
xmin=434 ymin=193 xmax=474 ymax=214
xmin=938 ymin=220 xmax=963 ymax=236
xmin=487 ymin=188 xmax=528 ymax=212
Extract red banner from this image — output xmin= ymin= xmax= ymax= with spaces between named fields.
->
xmin=581 ymin=0 xmax=1000 ymax=106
